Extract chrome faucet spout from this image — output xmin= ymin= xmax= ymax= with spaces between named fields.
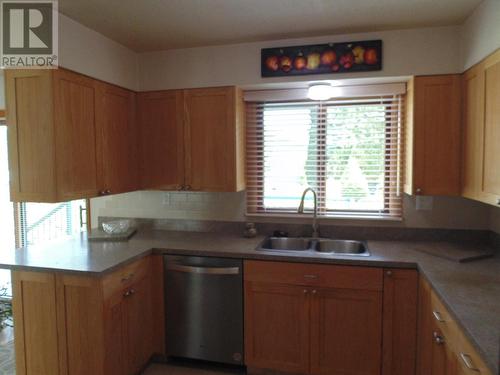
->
xmin=298 ymin=188 xmax=319 ymax=238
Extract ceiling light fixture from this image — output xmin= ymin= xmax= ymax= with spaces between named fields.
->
xmin=307 ymin=83 xmax=340 ymax=101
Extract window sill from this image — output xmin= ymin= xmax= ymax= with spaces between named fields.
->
xmin=245 ymin=212 xmax=403 ymax=222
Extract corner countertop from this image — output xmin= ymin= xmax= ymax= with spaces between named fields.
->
xmin=0 ymin=230 xmax=498 ymax=374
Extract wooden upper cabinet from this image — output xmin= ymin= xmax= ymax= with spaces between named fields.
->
xmin=5 ymin=68 xmax=138 ymax=202
xmin=184 ymin=87 xmax=245 ymax=192
xmin=461 ymin=49 xmax=500 ymax=207
xmin=481 ymin=52 xmax=500 ymax=203
xmin=53 ymin=69 xmax=100 ymax=200
xmin=95 ymin=82 xmax=138 ymax=195
xmin=462 ymin=64 xmax=484 ymax=200
xmin=405 ymin=75 xmax=462 ymax=196
xmin=139 ymin=86 xmax=245 ymax=192
xmin=137 ymin=90 xmax=184 ymax=190
xmin=6 ymin=70 xmax=58 ymax=202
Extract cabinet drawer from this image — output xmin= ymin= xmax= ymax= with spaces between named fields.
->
xmin=244 ymin=260 xmax=383 ymax=291
xmin=430 ymin=290 xmax=493 ymax=375
xmin=102 ymin=257 xmax=151 ymax=299
xmin=429 ymin=291 xmax=456 ymax=341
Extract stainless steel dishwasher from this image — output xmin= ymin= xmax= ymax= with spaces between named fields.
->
xmin=164 ymin=255 xmax=244 ymax=365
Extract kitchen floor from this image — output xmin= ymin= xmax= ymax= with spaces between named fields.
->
xmin=143 ymin=361 xmax=245 ymax=375
xmin=0 ymin=326 xmax=15 ymax=375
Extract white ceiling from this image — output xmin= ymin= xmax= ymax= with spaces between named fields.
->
xmin=59 ymin=0 xmax=482 ymax=52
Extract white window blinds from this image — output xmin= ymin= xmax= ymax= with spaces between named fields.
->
xmin=246 ymin=95 xmax=404 ymax=219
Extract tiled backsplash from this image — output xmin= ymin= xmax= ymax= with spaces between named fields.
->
xmin=91 ymin=190 xmax=493 ymax=231
xmin=91 ymin=190 xmax=246 ymax=222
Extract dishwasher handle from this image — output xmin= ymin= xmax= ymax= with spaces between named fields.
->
xmin=166 ymin=263 xmax=240 ymax=275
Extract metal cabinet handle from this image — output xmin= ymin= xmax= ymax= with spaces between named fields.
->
xmin=433 ymin=310 xmax=445 ymax=322
xmin=166 ymin=263 xmax=240 ymax=275
xmin=121 ymin=273 xmax=134 ymax=283
xmin=433 ymin=331 xmax=445 ymax=345
xmin=303 ymin=289 xmax=308 ymax=294
xmin=386 ymin=270 xmax=393 ymax=276
xmin=123 ymin=288 xmax=136 ymax=298
xmin=304 ymin=274 xmax=318 ymax=279
xmin=311 ymin=290 xmax=317 ymax=294
xmin=459 ymin=353 xmax=479 ymax=371
xmin=416 ymin=188 xmax=422 ymax=194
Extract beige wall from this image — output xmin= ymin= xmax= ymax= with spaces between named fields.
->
xmin=461 ymin=0 xmax=500 ymax=70
xmin=138 ymin=26 xmax=461 ymax=91
xmin=59 ymin=7 xmax=497 ymax=233
xmin=59 ymin=14 xmax=139 ymax=90
xmin=90 ymin=191 xmax=491 ymax=230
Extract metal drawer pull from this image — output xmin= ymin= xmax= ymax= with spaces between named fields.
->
xmin=167 ymin=264 xmax=240 ymax=275
xmin=121 ymin=273 xmax=135 ymax=282
xmin=304 ymin=274 xmax=318 ymax=279
xmin=460 ymin=353 xmax=479 ymax=371
xmin=432 ymin=310 xmax=445 ymax=322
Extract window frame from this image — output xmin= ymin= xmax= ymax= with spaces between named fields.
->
xmin=252 ymin=99 xmax=398 ymax=217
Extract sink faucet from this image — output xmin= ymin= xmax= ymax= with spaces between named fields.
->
xmin=298 ymin=188 xmax=319 ymax=238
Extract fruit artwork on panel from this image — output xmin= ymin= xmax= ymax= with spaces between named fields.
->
xmin=261 ymin=40 xmax=382 ymax=77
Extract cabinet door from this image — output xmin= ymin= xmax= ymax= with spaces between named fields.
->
xmin=184 ymin=87 xmax=244 ymax=192
xmin=137 ymin=90 xmax=184 ymax=190
xmin=310 ymin=288 xmax=383 ymax=375
xmin=462 ymin=65 xmax=485 ymax=200
xmin=95 ymin=82 xmax=138 ymax=195
xmin=244 ymin=282 xmax=310 ymax=374
xmin=103 ymin=290 xmax=127 ymax=375
xmin=5 ymin=70 xmax=57 ymax=202
xmin=124 ymin=275 xmax=153 ymax=375
xmin=382 ymin=269 xmax=418 ymax=375
xmin=12 ymin=271 xmax=60 ymax=375
xmin=53 ymin=69 xmax=99 ymax=200
xmin=417 ymin=277 xmax=433 ymax=375
xmin=481 ymin=52 xmax=500 ymax=203
xmin=412 ymin=75 xmax=461 ymax=196
xmin=55 ymin=274 xmax=105 ymax=375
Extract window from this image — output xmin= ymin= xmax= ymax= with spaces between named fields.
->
xmin=0 ymin=124 xmax=14 ymax=296
xmin=246 ymin=95 xmax=403 ymax=219
xmin=16 ymin=200 xmax=87 ymax=247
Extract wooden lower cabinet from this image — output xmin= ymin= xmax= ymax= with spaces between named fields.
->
xmin=382 ymin=269 xmax=418 ymax=375
xmin=124 ymin=274 xmax=153 ymax=374
xmin=310 ymin=288 xmax=382 ymax=375
xmin=417 ymin=277 xmax=493 ymax=375
xmin=244 ymin=282 xmax=310 ymax=374
xmin=12 ymin=256 xmax=162 ymax=375
xmin=244 ymin=261 xmax=416 ymax=375
xmin=12 ymin=272 xmax=60 ymax=375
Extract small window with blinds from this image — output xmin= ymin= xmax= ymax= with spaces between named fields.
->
xmin=16 ymin=200 xmax=87 ymax=247
xmin=246 ymin=95 xmax=404 ymax=219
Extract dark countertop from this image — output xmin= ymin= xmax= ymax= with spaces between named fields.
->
xmin=0 ymin=230 xmax=498 ymax=373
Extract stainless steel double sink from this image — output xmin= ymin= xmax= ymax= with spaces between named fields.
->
xmin=257 ymin=237 xmax=370 ymax=256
